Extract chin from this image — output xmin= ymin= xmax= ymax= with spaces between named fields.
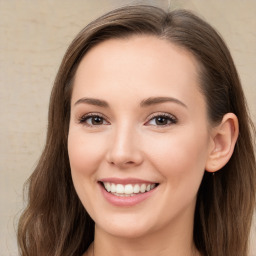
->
xmin=96 ymin=216 xmax=154 ymax=239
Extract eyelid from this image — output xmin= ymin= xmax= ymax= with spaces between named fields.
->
xmin=78 ymin=112 xmax=110 ymax=126
xmin=77 ymin=112 xmax=177 ymax=127
xmin=145 ymin=112 xmax=178 ymax=126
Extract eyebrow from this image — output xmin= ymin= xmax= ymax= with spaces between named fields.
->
xmin=74 ymin=96 xmax=187 ymax=108
xmin=140 ymin=97 xmax=187 ymax=108
xmin=74 ymin=97 xmax=109 ymax=107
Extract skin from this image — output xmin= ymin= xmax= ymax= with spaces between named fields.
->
xmin=68 ymin=35 xmax=238 ymax=256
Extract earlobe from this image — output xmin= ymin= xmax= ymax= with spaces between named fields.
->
xmin=205 ymin=113 xmax=239 ymax=173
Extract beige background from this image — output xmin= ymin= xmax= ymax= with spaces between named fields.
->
xmin=0 ymin=0 xmax=255 ymax=255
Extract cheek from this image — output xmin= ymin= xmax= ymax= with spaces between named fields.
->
xmin=67 ymin=130 xmax=107 ymax=214
xmin=68 ymin=130 xmax=106 ymax=176
xmin=145 ymin=128 xmax=209 ymax=186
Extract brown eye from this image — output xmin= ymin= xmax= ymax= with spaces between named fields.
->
xmin=91 ymin=116 xmax=104 ymax=125
xmin=155 ymin=116 xmax=169 ymax=125
xmin=146 ymin=114 xmax=177 ymax=126
xmin=79 ymin=114 xmax=109 ymax=126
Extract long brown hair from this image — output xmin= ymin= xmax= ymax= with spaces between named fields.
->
xmin=18 ymin=5 xmax=256 ymax=256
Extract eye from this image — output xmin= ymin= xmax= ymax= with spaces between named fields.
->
xmin=145 ymin=113 xmax=177 ymax=126
xmin=79 ymin=113 xmax=109 ymax=126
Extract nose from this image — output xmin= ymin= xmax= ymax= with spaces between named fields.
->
xmin=106 ymin=124 xmax=143 ymax=168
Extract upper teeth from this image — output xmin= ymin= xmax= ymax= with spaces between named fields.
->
xmin=103 ymin=182 xmax=156 ymax=195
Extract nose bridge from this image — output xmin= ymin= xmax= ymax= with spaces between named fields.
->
xmin=107 ymin=120 xmax=142 ymax=167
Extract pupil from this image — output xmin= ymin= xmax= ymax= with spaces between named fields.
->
xmin=156 ymin=117 xmax=167 ymax=125
xmin=92 ymin=117 xmax=103 ymax=125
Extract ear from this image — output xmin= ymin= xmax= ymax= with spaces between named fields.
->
xmin=205 ymin=113 xmax=239 ymax=173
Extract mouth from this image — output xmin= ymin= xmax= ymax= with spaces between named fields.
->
xmin=99 ymin=181 xmax=159 ymax=197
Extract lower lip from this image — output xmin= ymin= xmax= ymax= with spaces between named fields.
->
xmin=99 ymin=183 xmax=157 ymax=207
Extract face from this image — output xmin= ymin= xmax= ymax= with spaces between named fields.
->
xmin=68 ymin=35 xmax=213 ymax=239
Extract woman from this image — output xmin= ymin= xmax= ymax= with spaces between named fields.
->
xmin=18 ymin=5 xmax=256 ymax=256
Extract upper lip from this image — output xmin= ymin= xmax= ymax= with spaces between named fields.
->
xmin=99 ymin=177 xmax=158 ymax=185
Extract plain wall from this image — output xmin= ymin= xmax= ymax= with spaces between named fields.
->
xmin=0 ymin=0 xmax=255 ymax=255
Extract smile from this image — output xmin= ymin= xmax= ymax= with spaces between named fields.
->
xmin=98 ymin=178 xmax=159 ymax=206
xmin=102 ymin=182 xmax=157 ymax=197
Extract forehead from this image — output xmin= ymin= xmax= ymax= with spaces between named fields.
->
xmin=72 ymin=35 xmax=204 ymax=110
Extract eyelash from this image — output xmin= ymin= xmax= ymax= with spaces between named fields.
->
xmin=78 ymin=112 xmax=177 ymax=127
xmin=78 ymin=113 xmax=109 ymax=127
xmin=145 ymin=113 xmax=177 ymax=127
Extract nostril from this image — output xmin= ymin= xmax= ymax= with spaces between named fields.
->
xmin=108 ymin=159 xmax=137 ymax=167
xmin=125 ymin=161 xmax=135 ymax=164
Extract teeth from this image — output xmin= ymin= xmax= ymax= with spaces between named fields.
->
xmin=106 ymin=183 xmax=111 ymax=192
xmin=124 ymin=184 xmax=133 ymax=194
xmin=116 ymin=184 xmax=124 ymax=193
xmin=140 ymin=184 xmax=146 ymax=193
xmin=111 ymin=183 xmax=116 ymax=192
xmin=133 ymin=184 xmax=140 ymax=193
xmin=102 ymin=182 xmax=157 ymax=196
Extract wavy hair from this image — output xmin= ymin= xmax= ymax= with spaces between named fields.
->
xmin=18 ymin=5 xmax=256 ymax=256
